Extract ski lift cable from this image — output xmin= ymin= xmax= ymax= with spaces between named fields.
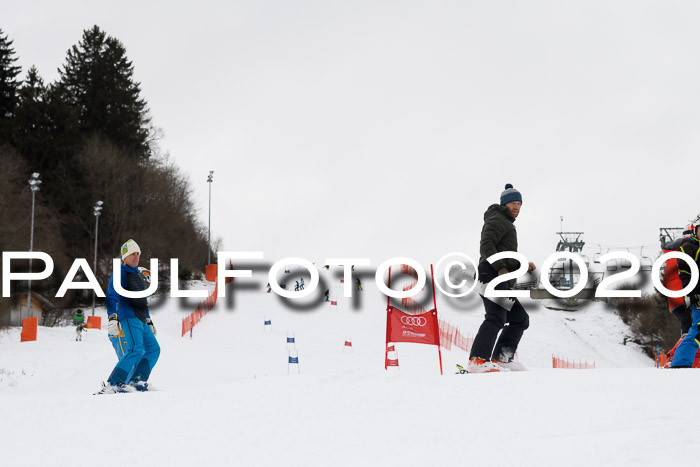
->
xmin=584 ymin=242 xmax=658 ymax=252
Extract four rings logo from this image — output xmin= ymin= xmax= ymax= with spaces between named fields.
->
xmin=400 ymin=316 xmax=427 ymax=326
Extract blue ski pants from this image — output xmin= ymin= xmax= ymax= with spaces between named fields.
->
xmin=108 ymin=318 xmax=160 ymax=384
xmin=671 ymin=306 xmax=700 ymax=368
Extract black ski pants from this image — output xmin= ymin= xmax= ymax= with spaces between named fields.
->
xmin=470 ymin=262 xmax=529 ymax=362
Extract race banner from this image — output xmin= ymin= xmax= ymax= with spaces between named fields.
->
xmin=384 ymin=264 xmax=443 ymax=374
xmin=385 ymin=306 xmax=439 ymax=346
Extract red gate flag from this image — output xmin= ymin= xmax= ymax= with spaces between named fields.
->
xmin=384 ymin=264 xmax=443 ymax=374
xmin=21 ymin=317 xmax=38 ymax=342
xmin=385 ymin=306 xmax=439 ymax=346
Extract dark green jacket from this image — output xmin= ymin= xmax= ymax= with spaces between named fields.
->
xmin=678 ymin=236 xmax=700 ymax=295
xmin=479 ymin=204 xmax=519 ymax=272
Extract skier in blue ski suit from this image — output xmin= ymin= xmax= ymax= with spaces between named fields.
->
xmin=108 ymin=267 xmax=151 ymax=358
xmin=104 ymin=239 xmax=160 ymax=389
xmin=670 ymin=224 xmax=700 ymax=368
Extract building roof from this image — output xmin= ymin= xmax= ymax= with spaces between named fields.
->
xmin=11 ymin=292 xmax=56 ymax=310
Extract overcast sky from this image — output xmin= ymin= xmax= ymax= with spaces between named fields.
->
xmin=5 ymin=0 xmax=700 ymax=269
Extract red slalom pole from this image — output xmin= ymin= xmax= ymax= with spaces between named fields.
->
xmin=387 ymin=266 xmax=392 ymax=311
xmin=431 ymin=264 xmax=443 ymax=375
xmin=385 ymin=266 xmax=392 ymax=370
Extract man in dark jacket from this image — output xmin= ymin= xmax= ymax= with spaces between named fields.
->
xmin=468 ymin=184 xmax=535 ymax=373
xmin=670 ymin=223 xmax=700 ymax=368
xmin=98 ymin=239 xmax=160 ymax=393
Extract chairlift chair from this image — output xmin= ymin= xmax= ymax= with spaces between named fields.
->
xmin=618 ymin=249 xmax=632 ymax=270
xmin=580 ymin=253 xmax=590 ymax=268
xmin=549 ymin=263 xmax=564 ymax=289
xmin=593 ymin=246 xmax=602 ymax=264
xmin=605 ymin=250 xmax=618 ymax=271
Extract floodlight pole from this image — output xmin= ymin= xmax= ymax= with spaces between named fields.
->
xmin=207 ymin=171 xmax=214 ymax=265
xmin=92 ymin=201 xmax=103 ymax=316
xmin=26 ymin=173 xmax=42 ymax=322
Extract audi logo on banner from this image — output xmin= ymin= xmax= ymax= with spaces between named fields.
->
xmin=400 ymin=316 xmax=427 ymax=326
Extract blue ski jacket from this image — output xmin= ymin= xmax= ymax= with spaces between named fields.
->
xmin=106 ymin=264 xmax=151 ymax=323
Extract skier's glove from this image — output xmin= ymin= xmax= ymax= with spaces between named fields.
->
xmin=107 ymin=314 xmax=121 ymax=337
xmin=138 ymin=267 xmax=151 ymax=284
xmin=690 ymin=294 xmax=700 ymax=309
xmin=686 ymin=294 xmax=700 ymax=309
xmin=146 ymin=318 xmax=157 ymax=336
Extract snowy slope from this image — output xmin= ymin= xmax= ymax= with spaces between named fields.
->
xmin=0 ymin=268 xmax=693 ymax=467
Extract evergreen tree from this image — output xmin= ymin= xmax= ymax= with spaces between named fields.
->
xmin=14 ymin=66 xmax=49 ymax=168
xmin=58 ymin=25 xmax=152 ymax=158
xmin=0 ymin=29 xmax=22 ymax=144
xmin=14 ymin=67 xmax=80 ymax=170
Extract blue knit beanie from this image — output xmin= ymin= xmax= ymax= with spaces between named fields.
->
xmin=500 ymin=184 xmax=522 ymax=206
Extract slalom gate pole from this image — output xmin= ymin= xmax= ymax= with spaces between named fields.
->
xmin=430 ymin=264 xmax=443 ymax=375
xmin=656 ymin=345 xmax=659 ymax=369
xmin=387 ymin=266 xmax=392 ymax=310
xmin=385 ymin=313 xmax=390 ymax=370
xmin=385 ymin=266 xmax=392 ymax=370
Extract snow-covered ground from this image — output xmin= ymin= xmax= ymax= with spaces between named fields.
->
xmin=0 ymin=267 xmax=694 ymax=467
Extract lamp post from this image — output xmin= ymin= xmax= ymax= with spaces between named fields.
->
xmin=25 ymin=172 xmax=41 ymax=322
xmin=91 ymin=200 xmax=103 ymax=316
xmin=207 ymin=171 xmax=214 ymax=265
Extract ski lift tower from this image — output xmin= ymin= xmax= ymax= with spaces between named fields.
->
xmin=555 ymin=232 xmax=585 ymax=290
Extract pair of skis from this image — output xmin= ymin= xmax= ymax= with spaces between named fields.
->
xmin=93 ymin=381 xmax=153 ymax=395
xmin=455 ymin=362 xmax=525 ymax=374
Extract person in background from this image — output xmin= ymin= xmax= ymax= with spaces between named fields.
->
xmin=75 ymin=323 xmax=86 ymax=341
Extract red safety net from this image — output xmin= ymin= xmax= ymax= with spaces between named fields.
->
xmin=182 ymin=268 xmax=224 ymax=337
xmin=401 ymin=264 xmax=419 ymax=280
xmin=399 ymin=265 xmax=427 ymax=313
xmin=182 ymin=261 xmax=236 ymax=336
xmin=552 ymin=354 xmax=595 ymax=369
xmin=438 ymin=318 xmax=474 ymax=353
